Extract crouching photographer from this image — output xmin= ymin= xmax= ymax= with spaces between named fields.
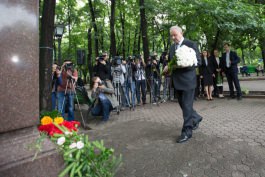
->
xmin=57 ymin=60 xmax=78 ymax=121
xmin=91 ymin=77 xmax=119 ymax=122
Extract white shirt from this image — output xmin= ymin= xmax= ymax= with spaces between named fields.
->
xmin=215 ymin=57 xmax=220 ymax=66
xmin=204 ymin=57 xmax=208 ymax=66
xmin=226 ymin=51 xmax=230 ymax=67
xmin=175 ymin=37 xmax=184 ymax=50
xmin=136 ymin=64 xmax=146 ymax=81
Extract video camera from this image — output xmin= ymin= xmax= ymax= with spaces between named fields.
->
xmin=64 ymin=62 xmax=74 ymax=71
xmin=98 ymin=55 xmax=105 ymax=62
xmin=112 ymin=56 xmax=122 ymax=66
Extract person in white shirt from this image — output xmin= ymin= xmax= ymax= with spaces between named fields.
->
xmin=134 ymin=56 xmax=147 ymax=105
xmin=212 ymin=49 xmax=224 ymax=98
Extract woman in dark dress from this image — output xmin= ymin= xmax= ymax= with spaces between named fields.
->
xmin=199 ymin=51 xmax=215 ymax=100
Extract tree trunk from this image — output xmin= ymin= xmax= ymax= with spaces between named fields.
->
xmin=39 ymin=0 xmax=56 ymax=111
xmin=212 ymin=29 xmax=220 ymax=51
xmin=88 ymin=0 xmax=99 ymax=57
xmin=67 ymin=0 xmax=71 ymax=57
xmin=101 ymin=12 xmax=105 ymax=52
xmin=260 ymin=38 xmax=265 ymax=69
xmin=88 ymin=27 xmax=93 ymax=83
xmin=139 ymin=0 xmax=149 ymax=61
xmin=133 ymin=26 xmax=138 ymax=55
xmin=110 ymin=0 xmax=117 ymax=58
xmin=119 ymin=0 xmax=126 ymax=59
xmin=127 ymin=31 xmax=131 ymax=56
xmin=137 ymin=26 xmax=141 ymax=54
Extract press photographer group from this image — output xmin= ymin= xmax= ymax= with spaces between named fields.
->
xmin=51 ymin=51 xmax=175 ymax=125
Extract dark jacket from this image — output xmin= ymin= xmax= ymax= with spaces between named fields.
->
xmin=169 ymin=38 xmax=201 ymax=90
xmin=199 ymin=57 xmax=214 ymax=76
xmin=220 ymin=51 xmax=240 ymax=73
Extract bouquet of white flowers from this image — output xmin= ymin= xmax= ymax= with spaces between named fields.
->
xmin=168 ymin=45 xmax=198 ymax=73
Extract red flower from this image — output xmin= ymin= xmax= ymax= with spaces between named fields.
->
xmin=38 ymin=123 xmax=63 ymax=136
xmin=38 ymin=121 xmax=80 ymax=136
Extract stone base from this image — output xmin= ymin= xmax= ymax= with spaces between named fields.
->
xmin=0 ymin=127 xmax=65 ymax=177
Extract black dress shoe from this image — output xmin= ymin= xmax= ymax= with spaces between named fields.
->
xmin=193 ymin=117 xmax=203 ymax=130
xmin=237 ymin=96 xmax=242 ymax=100
xmin=177 ymin=134 xmax=191 ymax=143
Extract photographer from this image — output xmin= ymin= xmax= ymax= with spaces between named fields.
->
xmin=161 ymin=53 xmax=173 ymax=102
xmin=125 ymin=56 xmax=137 ymax=109
xmin=91 ymin=77 xmax=118 ymax=121
xmin=135 ymin=55 xmax=147 ymax=105
xmin=146 ymin=56 xmax=161 ymax=104
xmin=103 ymin=52 xmax=112 ymax=81
xmin=52 ymin=63 xmax=62 ymax=110
xmin=96 ymin=55 xmax=109 ymax=81
xmin=57 ymin=60 xmax=78 ymax=121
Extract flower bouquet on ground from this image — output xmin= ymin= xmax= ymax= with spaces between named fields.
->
xmin=168 ymin=45 xmax=198 ymax=73
xmin=33 ymin=110 xmax=122 ymax=177
xmin=241 ymin=87 xmax=249 ymax=95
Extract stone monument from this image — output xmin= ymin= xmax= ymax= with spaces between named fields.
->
xmin=0 ymin=1 xmax=64 ymax=176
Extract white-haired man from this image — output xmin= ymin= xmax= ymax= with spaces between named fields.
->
xmin=164 ymin=25 xmax=202 ymax=143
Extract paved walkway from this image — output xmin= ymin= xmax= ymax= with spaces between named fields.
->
xmin=223 ymin=80 xmax=265 ymax=92
xmin=78 ymin=98 xmax=265 ymax=177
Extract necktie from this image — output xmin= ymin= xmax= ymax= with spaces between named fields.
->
xmin=205 ymin=58 xmax=208 ymax=66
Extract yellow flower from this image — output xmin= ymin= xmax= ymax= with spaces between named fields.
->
xmin=54 ymin=117 xmax=64 ymax=124
xmin=41 ymin=116 xmax=53 ymax=125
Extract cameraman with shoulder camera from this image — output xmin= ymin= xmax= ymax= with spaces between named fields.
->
xmin=95 ymin=55 xmax=110 ymax=81
xmin=91 ymin=76 xmax=118 ymax=121
xmin=57 ymin=60 xmax=78 ymax=121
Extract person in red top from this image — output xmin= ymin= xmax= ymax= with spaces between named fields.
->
xmin=57 ymin=60 xmax=78 ymax=121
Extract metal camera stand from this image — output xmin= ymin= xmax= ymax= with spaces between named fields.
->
xmin=59 ymin=76 xmax=90 ymax=129
xmin=112 ymin=64 xmax=132 ymax=112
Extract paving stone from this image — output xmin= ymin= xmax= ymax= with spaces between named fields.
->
xmin=78 ymin=98 xmax=265 ymax=177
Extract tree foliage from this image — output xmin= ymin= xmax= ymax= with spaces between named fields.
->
xmin=42 ymin=0 xmax=265 ymax=82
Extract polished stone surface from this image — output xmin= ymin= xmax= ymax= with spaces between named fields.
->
xmin=0 ymin=0 xmax=39 ymax=133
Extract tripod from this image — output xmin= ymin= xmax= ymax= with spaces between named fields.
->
xmin=59 ymin=77 xmax=90 ymax=129
xmin=112 ymin=65 xmax=132 ymax=111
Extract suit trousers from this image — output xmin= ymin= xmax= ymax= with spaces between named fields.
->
xmin=176 ymin=89 xmax=202 ymax=137
xmin=225 ymin=70 xmax=242 ymax=97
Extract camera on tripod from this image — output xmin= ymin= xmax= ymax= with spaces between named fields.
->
xmin=112 ymin=56 xmax=122 ymax=66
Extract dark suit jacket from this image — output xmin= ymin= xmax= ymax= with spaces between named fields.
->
xmin=199 ymin=57 xmax=214 ymax=76
xmin=169 ymin=39 xmax=201 ymax=90
xmin=220 ymin=51 xmax=240 ymax=73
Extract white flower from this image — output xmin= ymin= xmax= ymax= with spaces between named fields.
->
xmin=175 ymin=45 xmax=197 ymax=68
xmin=57 ymin=137 xmax=66 ymax=145
xmin=76 ymin=141 xmax=84 ymax=149
xmin=69 ymin=142 xmax=77 ymax=149
xmin=65 ymin=131 xmax=73 ymax=135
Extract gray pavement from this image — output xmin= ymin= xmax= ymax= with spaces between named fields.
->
xmin=77 ymin=98 xmax=265 ymax=177
xmin=223 ymin=80 xmax=265 ymax=92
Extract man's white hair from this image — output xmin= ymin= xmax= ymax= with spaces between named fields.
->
xmin=170 ymin=25 xmax=182 ymax=33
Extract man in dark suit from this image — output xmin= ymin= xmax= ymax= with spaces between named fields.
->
xmin=164 ymin=25 xmax=202 ymax=143
xmin=220 ymin=43 xmax=242 ymax=100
